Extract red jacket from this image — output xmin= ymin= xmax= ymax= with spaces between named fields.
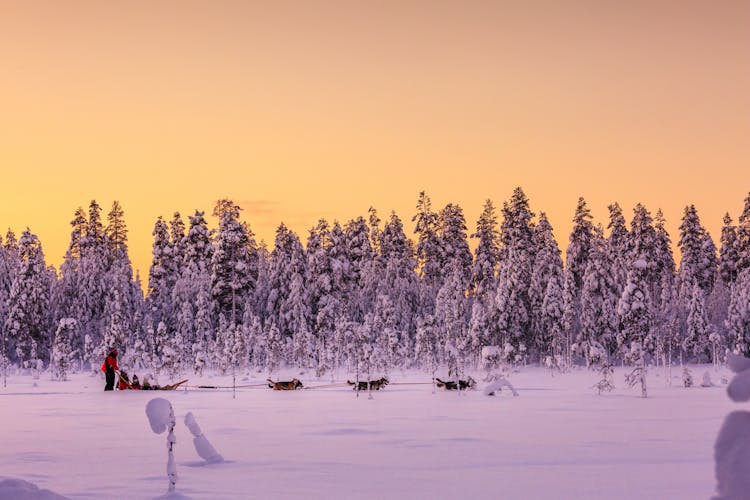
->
xmin=101 ymin=354 xmax=119 ymax=372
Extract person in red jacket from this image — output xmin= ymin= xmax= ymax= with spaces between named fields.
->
xmin=102 ymin=349 xmax=119 ymax=391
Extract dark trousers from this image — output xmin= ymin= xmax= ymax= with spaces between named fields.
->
xmin=105 ymin=369 xmax=115 ymax=391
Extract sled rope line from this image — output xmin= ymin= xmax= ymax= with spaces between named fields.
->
xmin=300 ymin=383 xmax=348 ymax=390
xmin=186 ymin=383 xmax=267 ymax=390
xmin=389 ymin=382 xmax=434 ymax=386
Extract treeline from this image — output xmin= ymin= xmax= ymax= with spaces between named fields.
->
xmin=1 ymin=189 xmax=749 ymax=382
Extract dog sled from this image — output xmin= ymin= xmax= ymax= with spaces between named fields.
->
xmin=117 ymin=372 xmax=188 ymax=391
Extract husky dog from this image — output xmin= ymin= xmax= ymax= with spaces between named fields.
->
xmin=347 ymin=377 xmax=390 ymax=391
xmin=434 ymin=376 xmax=476 ymax=391
xmin=267 ymin=378 xmax=304 ymax=390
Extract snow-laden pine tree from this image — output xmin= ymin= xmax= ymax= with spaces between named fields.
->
xmin=287 ymin=272 xmax=313 ymax=369
xmin=54 ymin=208 xmax=86 ymax=347
xmin=4 ymin=230 xmax=51 ymax=366
xmin=541 ymin=271 xmax=565 ymax=369
xmin=102 ymin=201 xmax=137 ymax=359
xmin=726 ymin=269 xmax=750 ymax=355
xmin=412 ymin=191 xmax=442 ymax=287
xmin=683 ymin=282 xmax=710 ymax=362
xmin=344 ymin=216 xmax=375 ymax=320
xmin=495 ymin=188 xmax=536 ymax=361
xmin=678 ymin=204 xmax=716 ymax=296
xmin=606 ymin=202 xmax=630 ymax=293
xmin=212 ymin=199 xmax=258 ymax=330
xmin=415 ymin=314 xmax=439 ymax=386
xmin=736 ymin=193 xmax=750 ymax=274
xmin=78 ymin=201 xmax=109 ymax=360
xmin=439 ymin=203 xmax=473 ymax=287
xmin=264 ymin=321 xmax=284 ymax=377
xmin=306 ymin=219 xmax=335 ymax=375
xmin=376 ymin=212 xmax=419 ymax=367
xmin=720 ymin=214 xmax=740 ymax=286
xmin=529 ymin=212 xmax=563 ymax=359
xmin=471 ymin=199 xmax=500 ymax=298
xmin=563 ymin=197 xmax=595 ymax=364
xmin=52 ymin=318 xmax=76 ymax=381
xmin=172 ymin=210 xmax=214 ymax=371
xmin=617 ymin=258 xmax=653 ymax=398
xmin=577 ymin=226 xmax=620 ymax=367
xmin=435 ymin=262 xmax=469 ymax=379
xmin=148 ymin=217 xmax=175 ymax=337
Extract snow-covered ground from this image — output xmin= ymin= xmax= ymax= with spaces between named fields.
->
xmin=0 ymin=366 xmax=734 ymax=499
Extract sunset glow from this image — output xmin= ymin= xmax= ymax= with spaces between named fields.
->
xmin=1 ymin=0 xmax=748 ymax=277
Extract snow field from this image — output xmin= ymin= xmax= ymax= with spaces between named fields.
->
xmin=0 ymin=366 xmax=735 ymax=499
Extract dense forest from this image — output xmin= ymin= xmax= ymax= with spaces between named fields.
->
xmin=1 ymin=189 xmax=749 ymax=383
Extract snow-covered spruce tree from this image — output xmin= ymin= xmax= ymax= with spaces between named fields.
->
xmin=529 ymin=212 xmax=563 ymax=360
xmin=495 ymin=188 xmax=536 ymax=362
xmin=212 ymin=198 xmax=258 ymax=331
xmin=264 ymin=321 xmax=284 ymax=377
xmin=415 ymin=314 xmax=439 ymax=388
xmin=606 ymin=202 xmax=630 ymax=294
xmin=344 ymin=216 xmax=375 ymax=320
xmin=412 ymin=191 xmax=443 ymax=288
xmin=650 ymin=210 xmax=678 ymax=372
xmin=439 ymin=203 xmax=473 ymax=287
xmin=82 ymin=334 xmax=98 ymax=374
xmin=169 ymin=212 xmax=186 ymax=269
xmin=467 ymin=200 xmax=500 ymax=360
xmin=351 ymin=314 xmax=377 ymax=396
xmin=243 ymin=307 xmax=263 ymax=371
xmin=4 ymin=229 xmax=51 ymax=366
xmin=683 ymin=282 xmax=710 ymax=362
xmin=377 ymin=212 xmax=419 ymax=368
xmin=563 ymin=197 xmax=595 ymax=365
xmin=78 ymin=201 xmax=109 ymax=360
xmin=371 ymin=293 xmax=400 ymax=374
xmin=736 ymin=192 xmax=750 ymax=274
xmin=155 ymin=320 xmax=179 ymax=380
xmin=541 ymin=273 xmax=565 ymax=370
xmin=287 ymin=272 xmax=313 ymax=370
xmin=617 ymin=258 xmax=653 ymax=398
xmin=52 ymin=318 xmax=76 ymax=381
xmin=54 ymin=208 xmax=86 ymax=351
xmin=435 ymin=262 xmax=469 ymax=381
xmin=678 ymin=204 xmax=716 ymax=297
xmin=577 ymin=226 xmax=620 ymax=368
xmin=267 ymin=224 xmax=304 ymax=342
xmin=726 ymin=269 xmax=750 ymax=355
xmin=306 ymin=219 xmax=334 ymax=375
xmin=720 ymin=213 xmax=740 ymax=286
xmin=368 ymin=206 xmax=382 ymax=257
xmin=148 ymin=217 xmax=175 ymax=337
xmin=471 ymin=199 xmax=500 ymax=298
xmin=101 ymin=201 xmax=138 ymax=360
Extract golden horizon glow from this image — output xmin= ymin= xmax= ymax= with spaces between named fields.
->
xmin=1 ymin=1 xmax=748 ymax=279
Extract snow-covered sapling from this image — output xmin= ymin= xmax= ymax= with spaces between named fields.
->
xmin=184 ymin=412 xmax=223 ymax=464
xmin=146 ymin=398 xmax=177 ymax=493
xmin=592 ymin=363 xmax=615 ymax=395
xmin=683 ymin=367 xmax=694 ymax=388
xmin=483 ymin=374 xmax=519 ymax=397
xmin=701 ymin=371 xmax=714 ymax=388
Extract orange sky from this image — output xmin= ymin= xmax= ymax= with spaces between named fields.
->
xmin=1 ymin=0 xmax=748 ymax=279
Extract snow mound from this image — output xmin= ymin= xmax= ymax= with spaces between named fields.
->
xmin=714 ymin=411 xmax=750 ymax=499
xmin=728 ymin=353 xmax=750 ymax=374
xmin=0 ymin=478 xmax=69 ymax=500
xmin=727 ymin=369 xmax=750 ymax=403
xmin=146 ymin=398 xmax=174 ymax=434
xmin=184 ymin=412 xmax=223 ymax=464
